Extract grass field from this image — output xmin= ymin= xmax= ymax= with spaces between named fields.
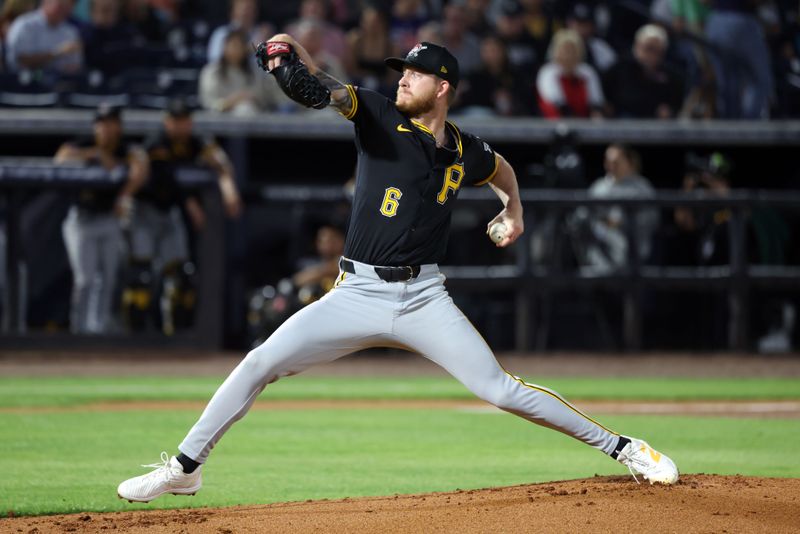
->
xmin=2 ymin=376 xmax=800 ymax=406
xmin=2 ymin=374 xmax=800 ymax=517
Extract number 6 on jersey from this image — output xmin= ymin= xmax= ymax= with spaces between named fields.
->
xmin=380 ymin=187 xmax=403 ymax=217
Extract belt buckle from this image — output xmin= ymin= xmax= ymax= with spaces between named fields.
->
xmin=400 ymin=266 xmax=413 ymax=281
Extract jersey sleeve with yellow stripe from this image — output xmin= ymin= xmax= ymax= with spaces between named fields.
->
xmin=460 ymin=130 xmax=500 ymax=187
xmin=474 ymin=153 xmax=500 ymax=186
xmin=339 ymin=84 xmax=359 ymax=120
xmin=338 ymin=85 xmax=395 ymax=125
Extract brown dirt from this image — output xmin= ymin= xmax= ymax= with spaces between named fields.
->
xmin=3 ymin=352 xmax=799 ymax=532
xmin=3 ymin=351 xmax=800 ymax=378
xmin=2 ymin=475 xmax=798 ymax=533
xmin=3 ymin=399 xmax=800 ymax=418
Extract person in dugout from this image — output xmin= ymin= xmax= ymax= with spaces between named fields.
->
xmin=55 ymin=103 xmax=148 ymax=334
xmin=123 ymin=98 xmax=243 ymax=334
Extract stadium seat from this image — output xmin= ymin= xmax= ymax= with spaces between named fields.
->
xmin=0 ymin=71 xmax=60 ymax=108
xmin=61 ymin=70 xmax=130 ymax=109
xmin=123 ymin=67 xmax=199 ymax=110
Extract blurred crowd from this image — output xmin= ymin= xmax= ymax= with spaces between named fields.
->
xmin=0 ymin=0 xmax=798 ymax=351
xmin=0 ymin=0 xmax=798 ymax=118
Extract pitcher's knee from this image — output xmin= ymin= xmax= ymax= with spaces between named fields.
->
xmin=475 ymin=383 xmax=517 ymax=411
xmin=240 ymin=347 xmax=279 ymax=379
xmin=240 ymin=344 xmax=297 ymax=383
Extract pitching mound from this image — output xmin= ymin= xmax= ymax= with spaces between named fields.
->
xmin=4 ymin=475 xmax=798 ymax=533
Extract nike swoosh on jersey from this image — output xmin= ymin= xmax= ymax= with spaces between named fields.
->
xmin=396 ymin=124 xmax=412 ymax=133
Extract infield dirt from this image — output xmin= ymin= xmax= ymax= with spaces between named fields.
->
xmin=3 ymin=352 xmax=799 ymax=532
xmin=2 ymin=474 xmax=798 ymax=533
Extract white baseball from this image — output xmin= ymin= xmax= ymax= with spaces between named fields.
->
xmin=489 ymin=222 xmax=507 ymax=244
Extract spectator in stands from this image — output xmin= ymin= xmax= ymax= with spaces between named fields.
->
xmin=570 ymin=144 xmax=658 ymax=274
xmin=602 ymin=24 xmax=684 ymax=119
xmin=455 ymin=33 xmax=536 ymax=116
xmin=440 ymin=3 xmax=482 ymax=76
xmin=285 ymin=0 xmax=347 ymax=63
xmin=292 ymin=222 xmax=346 ymax=294
xmin=494 ymin=0 xmax=541 ymax=75
xmin=705 ymin=0 xmax=774 ymax=119
xmin=80 ymin=0 xmax=138 ymax=76
xmin=54 ymin=104 xmax=148 ymax=334
xmin=293 ymin=19 xmax=347 ymax=87
xmin=5 ymin=0 xmax=83 ymax=74
xmin=673 ymin=152 xmax=733 ymax=265
xmin=207 ymin=0 xmax=271 ymax=64
xmin=248 ymin=221 xmax=346 ymax=347
xmin=668 ymin=0 xmax=716 ymax=119
xmin=536 ymin=28 xmax=605 ymax=119
xmin=120 ymin=0 xmax=167 ymax=44
xmin=0 ymin=0 xmax=36 ymax=47
xmin=566 ymin=2 xmax=617 ymax=74
xmin=125 ymin=99 xmax=242 ymax=335
xmin=344 ymin=3 xmax=394 ymax=95
xmin=390 ymin=0 xmax=433 ymax=56
xmin=416 ymin=20 xmax=442 ymax=44
xmin=670 ymin=0 xmax=709 ymax=34
xmin=519 ymin=0 xmax=563 ymax=61
xmin=199 ymin=29 xmax=281 ymax=114
xmin=462 ymin=0 xmax=493 ymax=38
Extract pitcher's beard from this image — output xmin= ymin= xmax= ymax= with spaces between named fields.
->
xmin=396 ymin=90 xmax=436 ymax=117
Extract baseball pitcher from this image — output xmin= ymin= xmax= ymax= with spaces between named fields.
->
xmin=117 ymin=37 xmax=678 ymax=503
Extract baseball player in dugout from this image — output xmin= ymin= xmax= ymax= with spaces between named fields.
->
xmin=55 ymin=104 xmax=147 ymax=334
xmin=118 ymin=36 xmax=679 ymax=502
xmin=122 ymin=98 xmax=243 ymax=335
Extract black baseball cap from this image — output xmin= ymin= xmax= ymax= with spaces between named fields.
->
xmin=385 ymin=42 xmax=460 ymax=89
xmin=94 ymin=103 xmax=122 ymax=122
xmin=166 ymin=98 xmax=192 ymax=118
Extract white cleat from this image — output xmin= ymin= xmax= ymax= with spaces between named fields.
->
xmin=617 ymin=437 xmax=679 ymax=485
xmin=117 ymin=452 xmax=202 ymax=503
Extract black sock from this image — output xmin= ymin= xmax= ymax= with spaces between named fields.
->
xmin=176 ymin=453 xmax=201 ymax=474
xmin=610 ymin=436 xmax=631 ymax=460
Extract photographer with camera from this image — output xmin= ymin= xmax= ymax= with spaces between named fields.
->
xmin=674 ymin=152 xmax=732 ymax=265
xmin=674 ymin=152 xmax=794 ymax=352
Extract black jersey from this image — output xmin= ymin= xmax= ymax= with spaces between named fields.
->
xmin=340 ymin=85 xmax=499 ymax=266
xmin=69 ymin=138 xmax=129 ymax=213
xmin=141 ymin=132 xmax=216 ymax=211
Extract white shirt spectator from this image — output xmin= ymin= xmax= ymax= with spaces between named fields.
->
xmin=5 ymin=8 xmax=83 ymax=73
xmin=199 ymin=62 xmax=283 ymax=115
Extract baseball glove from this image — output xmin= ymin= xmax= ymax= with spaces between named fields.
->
xmin=254 ymin=41 xmax=331 ymax=110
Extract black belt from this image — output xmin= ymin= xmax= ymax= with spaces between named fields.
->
xmin=340 ymin=258 xmax=421 ymax=282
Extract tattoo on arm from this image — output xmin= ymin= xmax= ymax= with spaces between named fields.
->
xmin=314 ymin=70 xmax=353 ymax=114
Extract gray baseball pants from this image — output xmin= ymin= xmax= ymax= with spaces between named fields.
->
xmin=179 ymin=259 xmax=620 ymax=463
xmin=62 ymin=207 xmax=122 ymax=334
xmin=130 ymin=202 xmax=189 ymax=268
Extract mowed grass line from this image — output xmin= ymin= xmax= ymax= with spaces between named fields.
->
xmin=1 ymin=408 xmax=799 ymax=517
xmin=1 ymin=376 xmax=800 ymax=407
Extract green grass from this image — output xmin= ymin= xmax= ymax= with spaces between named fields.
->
xmin=1 ymin=375 xmax=799 ymax=407
xmin=1 ymin=374 xmax=799 ymax=517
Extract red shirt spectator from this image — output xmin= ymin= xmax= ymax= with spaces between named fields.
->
xmin=536 ymin=28 xmax=604 ymax=118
